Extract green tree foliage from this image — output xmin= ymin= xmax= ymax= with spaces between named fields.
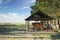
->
xmin=31 ymin=0 xmax=60 ymax=19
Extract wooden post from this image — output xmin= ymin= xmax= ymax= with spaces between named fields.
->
xmin=25 ymin=21 xmax=30 ymax=31
xmin=25 ymin=21 xmax=28 ymax=31
xmin=41 ymin=21 xmax=43 ymax=31
xmin=27 ymin=21 xmax=30 ymax=31
xmin=58 ymin=20 xmax=60 ymax=29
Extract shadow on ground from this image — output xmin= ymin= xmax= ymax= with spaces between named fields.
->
xmin=51 ymin=35 xmax=60 ymax=40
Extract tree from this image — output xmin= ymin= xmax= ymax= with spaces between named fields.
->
xmin=31 ymin=0 xmax=60 ymax=29
xmin=31 ymin=0 xmax=60 ymax=19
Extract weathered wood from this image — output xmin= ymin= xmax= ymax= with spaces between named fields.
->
xmin=25 ymin=10 xmax=54 ymax=21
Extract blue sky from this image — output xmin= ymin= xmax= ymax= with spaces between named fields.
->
xmin=0 ymin=0 xmax=36 ymax=23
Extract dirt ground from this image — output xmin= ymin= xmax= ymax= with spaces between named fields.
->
xmin=0 ymin=32 xmax=52 ymax=40
xmin=0 ymin=37 xmax=51 ymax=40
xmin=0 ymin=29 xmax=60 ymax=40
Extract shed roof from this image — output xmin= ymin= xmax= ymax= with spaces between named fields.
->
xmin=25 ymin=10 xmax=54 ymax=21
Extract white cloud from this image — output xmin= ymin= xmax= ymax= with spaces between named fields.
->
xmin=15 ymin=0 xmax=36 ymax=9
xmin=21 ymin=6 xmax=30 ymax=9
xmin=29 ymin=0 xmax=36 ymax=3
xmin=14 ymin=6 xmax=31 ymax=11
xmin=22 ymin=6 xmax=30 ymax=9
xmin=0 ymin=13 xmax=27 ymax=23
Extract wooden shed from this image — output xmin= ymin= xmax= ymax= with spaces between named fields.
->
xmin=25 ymin=10 xmax=54 ymax=31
